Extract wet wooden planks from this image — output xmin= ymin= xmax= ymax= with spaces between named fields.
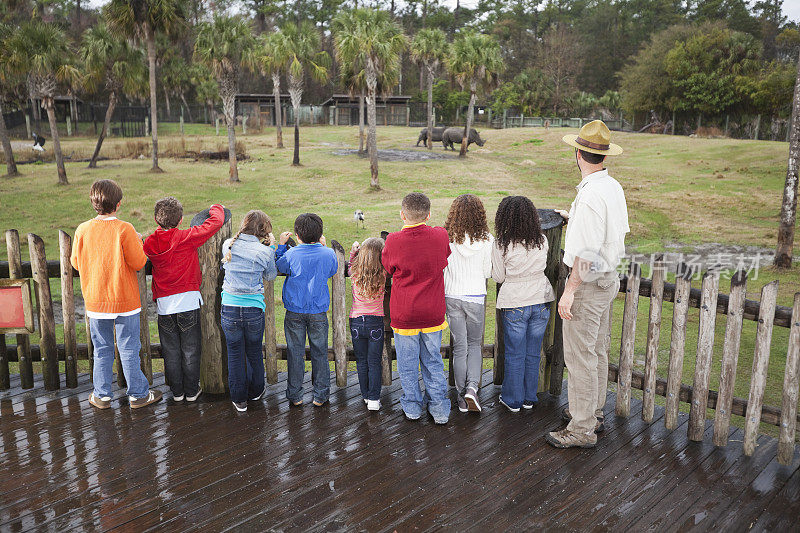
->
xmin=1 ymin=372 xmax=798 ymax=532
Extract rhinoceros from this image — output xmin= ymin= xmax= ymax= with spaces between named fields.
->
xmin=442 ymin=127 xmax=485 ymax=151
xmin=416 ymin=127 xmax=447 ymax=146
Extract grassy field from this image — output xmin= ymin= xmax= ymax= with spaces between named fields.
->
xmin=1 ymin=124 xmax=798 ymax=434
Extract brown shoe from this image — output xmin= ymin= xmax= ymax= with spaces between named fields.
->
xmin=130 ymin=390 xmax=163 ymax=409
xmin=545 ymin=428 xmax=597 ymax=449
xmin=561 ymin=407 xmax=605 ymax=433
xmin=89 ymin=393 xmax=111 ymax=409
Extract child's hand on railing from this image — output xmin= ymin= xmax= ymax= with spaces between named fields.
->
xmin=268 ymin=233 xmax=276 ymax=246
xmin=351 ymin=241 xmax=360 ymax=254
xmin=279 ymin=231 xmax=293 ymax=245
xmin=319 ymin=235 xmax=327 ymax=247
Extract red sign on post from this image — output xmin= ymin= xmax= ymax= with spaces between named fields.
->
xmin=0 ymin=279 xmax=35 ymax=334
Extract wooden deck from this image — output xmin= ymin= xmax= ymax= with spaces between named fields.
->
xmin=1 ymin=369 xmax=799 ymax=532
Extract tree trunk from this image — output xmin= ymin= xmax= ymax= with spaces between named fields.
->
xmin=419 ymin=63 xmax=424 ymax=93
xmin=460 ymin=89 xmax=476 ymax=157
xmin=272 ymin=72 xmax=284 ymax=149
xmin=164 ymin=86 xmax=172 ymax=120
xmin=358 ymin=92 xmax=365 ymax=155
xmin=427 ymin=66 xmax=434 ymax=150
xmin=292 ymin=112 xmax=300 ymax=166
xmin=145 ymin=23 xmax=162 ymax=173
xmin=89 ymin=91 xmax=116 ymax=169
xmin=775 ymin=50 xmax=800 ymax=269
xmin=226 ymin=111 xmax=239 ymax=182
xmin=0 ymin=100 xmax=19 ymax=177
xmin=180 ymin=92 xmax=193 ymax=123
xmin=44 ymin=97 xmax=68 ymax=185
xmin=366 ymin=64 xmax=379 ymax=189
xmin=289 ymin=75 xmax=302 ymax=166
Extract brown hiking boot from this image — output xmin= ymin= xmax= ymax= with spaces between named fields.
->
xmin=89 ymin=393 xmax=111 ymax=409
xmin=561 ymin=407 xmax=605 ymax=433
xmin=130 ymin=390 xmax=163 ymax=409
xmin=545 ymin=428 xmax=597 ymax=449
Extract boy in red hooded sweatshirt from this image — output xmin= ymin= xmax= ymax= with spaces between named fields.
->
xmin=144 ymin=198 xmax=224 ymax=402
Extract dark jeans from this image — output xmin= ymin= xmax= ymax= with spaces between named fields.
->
xmin=221 ymin=305 xmax=266 ymax=403
xmin=158 ymin=308 xmax=202 ymax=398
xmin=285 ymin=310 xmax=330 ymax=403
xmin=349 ymin=315 xmax=384 ymax=401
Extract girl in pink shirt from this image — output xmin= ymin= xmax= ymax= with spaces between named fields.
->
xmin=349 ymin=237 xmax=386 ymax=411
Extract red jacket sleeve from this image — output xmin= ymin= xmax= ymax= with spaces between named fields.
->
xmin=186 ymin=204 xmax=225 ymax=247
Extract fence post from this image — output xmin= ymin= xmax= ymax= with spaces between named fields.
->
xmin=665 ymin=263 xmax=692 ymax=429
xmin=331 ymin=240 xmax=347 ymax=388
xmin=180 ymin=115 xmax=184 ymax=136
xmin=493 ymin=282 xmax=505 ymax=385
xmin=215 ymin=117 xmax=220 ymax=136
xmin=137 ymin=269 xmax=152 ymax=383
xmin=672 ymin=110 xmax=676 ymax=135
xmin=406 ymin=106 xmax=410 ymax=127
xmin=66 ymin=116 xmax=72 ymax=137
xmin=642 ymin=255 xmax=665 ymax=423
xmin=724 ymin=115 xmax=730 ymax=137
xmin=688 ymin=271 xmax=720 ymax=442
xmin=713 ymin=270 xmax=747 ymax=446
xmin=744 ymin=280 xmax=779 ymax=456
xmin=264 ymin=279 xmax=278 ymax=384
xmin=502 ymin=109 xmax=507 ymax=129
xmin=198 ymin=215 xmax=232 ymax=394
xmin=616 ymin=262 xmax=641 ymax=418
xmin=28 ymin=233 xmax=59 ymax=391
xmin=6 ymin=230 xmax=33 ymax=389
xmin=59 ymin=231 xmax=78 ymax=388
xmin=0 ymin=333 xmax=6 ymax=390
xmin=777 ymin=292 xmax=800 ymax=464
xmin=144 ymin=116 xmax=149 ymax=137
xmin=25 ymin=114 xmax=31 ymax=139
xmin=243 ymin=115 xmax=248 ymax=135
xmin=753 ymin=114 xmax=761 ymax=140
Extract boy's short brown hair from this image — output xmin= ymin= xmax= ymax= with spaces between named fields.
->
xmin=401 ymin=192 xmax=431 ymax=223
xmin=294 ymin=213 xmax=323 ymax=243
xmin=154 ymin=197 xmax=183 ymax=229
xmin=90 ymin=179 xmax=123 ymax=215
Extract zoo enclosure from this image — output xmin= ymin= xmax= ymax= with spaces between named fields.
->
xmin=1 ymin=218 xmax=799 ymax=465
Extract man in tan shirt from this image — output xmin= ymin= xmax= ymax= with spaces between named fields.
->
xmin=546 ymin=120 xmax=629 ymax=449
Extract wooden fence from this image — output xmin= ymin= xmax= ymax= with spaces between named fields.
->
xmin=1 ymin=222 xmax=798 ymax=465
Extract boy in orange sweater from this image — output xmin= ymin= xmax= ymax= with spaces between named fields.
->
xmin=71 ymin=180 xmax=162 ymax=409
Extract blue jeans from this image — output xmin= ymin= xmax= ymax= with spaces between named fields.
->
xmin=501 ymin=303 xmax=551 ymax=409
xmin=394 ymin=329 xmax=449 ymax=423
xmin=89 ymin=313 xmax=150 ymax=399
xmin=221 ymin=305 xmax=265 ymax=403
xmin=285 ymin=310 xmax=330 ymax=403
xmin=350 ymin=315 xmax=384 ymax=401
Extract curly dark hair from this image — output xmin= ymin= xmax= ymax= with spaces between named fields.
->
xmin=444 ymin=194 xmax=490 ymax=244
xmin=494 ymin=195 xmax=545 ymax=254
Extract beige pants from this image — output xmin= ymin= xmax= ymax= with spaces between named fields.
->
xmin=563 ymin=272 xmax=618 ymax=434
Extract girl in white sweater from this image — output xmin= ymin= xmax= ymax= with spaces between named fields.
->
xmin=443 ymin=194 xmax=494 ymax=413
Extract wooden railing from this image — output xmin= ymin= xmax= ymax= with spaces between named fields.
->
xmin=1 ymin=222 xmax=798 ymax=465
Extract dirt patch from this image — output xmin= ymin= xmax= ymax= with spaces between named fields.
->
xmin=332 ymin=149 xmax=455 ymax=162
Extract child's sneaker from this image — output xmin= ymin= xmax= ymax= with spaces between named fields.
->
xmin=366 ymin=399 xmax=380 ymax=411
xmin=232 ymin=401 xmax=247 ymax=412
xmin=456 ymin=394 xmax=468 ymax=413
xmin=312 ymin=398 xmax=328 ymax=407
xmin=464 ymin=387 xmax=481 ymax=412
xmin=186 ymin=388 xmax=202 ymax=402
xmin=172 ymin=394 xmax=185 ymax=402
xmin=523 ymin=402 xmax=537 ymax=410
xmin=251 ymin=385 xmax=267 ymax=401
xmin=498 ymin=395 xmax=520 ymax=413
xmin=89 ymin=392 xmax=111 ymax=409
xmin=130 ymin=390 xmax=163 ymax=409
xmin=404 ymin=411 xmax=421 ymax=421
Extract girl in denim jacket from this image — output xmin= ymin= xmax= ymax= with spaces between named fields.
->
xmin=220 ymin=210 xmax=278 ymax=412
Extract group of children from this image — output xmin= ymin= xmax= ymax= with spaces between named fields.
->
xmin=72 ymin=180 xmax=554 ymax=423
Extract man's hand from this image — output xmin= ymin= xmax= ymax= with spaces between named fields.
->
xmin=279 ymin=231 xmax=292 ymax=245
xmin=555 ymin=209 xmax=570 ymax=221
xmin=558 ymin=289 xmax=575 ymax=320
xmin=319 ymin=235 xmax=327 ymax=247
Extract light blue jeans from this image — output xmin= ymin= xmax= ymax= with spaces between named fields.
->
xmin=394 ymin=329 xmax=449 ymax=423
xmin=501 ymin=303 xmax=551 ymax=409
xmin=89 ymin=313 xmax=150 ymax=399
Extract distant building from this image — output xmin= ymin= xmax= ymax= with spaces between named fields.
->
xmin=320 ymin=94 xmax=412 ymax=126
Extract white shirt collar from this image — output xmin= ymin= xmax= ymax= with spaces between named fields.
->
xmin=576 ymin=169 xmax=609 ymax=191
xmin=96 ymin=216 xmax=118 ymax=221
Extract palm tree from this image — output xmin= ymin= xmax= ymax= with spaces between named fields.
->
xmin=81 ymin=22 xmax=146 ymax=168
xmin=0 ymin=23 xmax=21 ymax=177
xmin=775 ymin=48 xmax=800 ymax=268
xmin=333 ymin=8 xmax=406 ymax=189
xmin=282 ymin=21 xmax=330 ymax=166
xmin=6 ymin=22 xmax=79 ymax=185
xmin=410 ymin=28 xmax=448 ymax=150
xmin=257 ymin=31 xmax=292 ymax=149
xmin=448 ymin=31 xmax=504 ymax=157
xmin=339 ymin=62 xmax=367 ymax=154
xmin=194 ymin=16 xmax=257 ymax=183
xmin=105 ymin=0 xmax=187 ymax=173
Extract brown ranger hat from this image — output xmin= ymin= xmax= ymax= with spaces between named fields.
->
xmin=562 ymin=119 xmax=623 ymax=156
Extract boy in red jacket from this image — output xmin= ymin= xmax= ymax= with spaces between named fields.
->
xmin=144 ymin=198 xmax=224 ymax=402
xmin=382 ymin=192 xmax=451 ymax=424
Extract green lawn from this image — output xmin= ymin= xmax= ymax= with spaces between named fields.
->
xmin=2 ymin=125 xmax=797 ymax=435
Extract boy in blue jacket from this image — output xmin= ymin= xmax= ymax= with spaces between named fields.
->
xmin=276 ymin=213 xmax=339 ymax=407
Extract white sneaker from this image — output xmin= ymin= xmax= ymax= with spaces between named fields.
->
xmin=173 ymin=394 xmax=185 ymax=402
xmin=186 ymin=388 xmax=202 ymax=402
xmin=364 ymin=398 xmax=369 ymax=405
xmin=366 ymin=399 xmax=380 ymax=411
xmin=498 ymin=395 xmax=520 ymax=413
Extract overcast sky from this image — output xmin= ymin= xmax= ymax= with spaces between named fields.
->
xmin=85 ymin=0 xmax=800 ymax=24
